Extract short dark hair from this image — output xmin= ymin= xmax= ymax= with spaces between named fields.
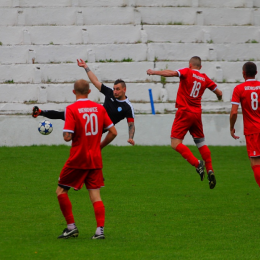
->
xmin=189 ymin=56 xmax=201 ymax=68
xmin=74 ymin=79 xmax=89 ymax=94
xmin=114 ymin=79 xmax=126 ymax=88
xmin=243 ymin=62 xmax=257 ymax=77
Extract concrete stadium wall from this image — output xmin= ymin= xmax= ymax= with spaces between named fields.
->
xmin=0 ymin=114 xmax=245 ymax=147
xmin=0 ymin=0 xmax=259 ymax=145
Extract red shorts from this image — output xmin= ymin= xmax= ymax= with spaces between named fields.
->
xmin=58 ymin=166 xmax=104 ymax=190
xmin=245 ymin=133 xmax=260 ymax=158
xmin=171 ymin=109 xmax=204 ymax=140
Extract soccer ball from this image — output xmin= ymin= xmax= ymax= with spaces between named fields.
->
xmin=38 ymin=120 xmax=53 ymax=135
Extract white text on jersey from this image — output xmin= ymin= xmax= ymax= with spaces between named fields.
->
xmin=78 ymin=107 xmax=98 ymax=113
xmin=193 ymin=73 xmax=205 ymax=82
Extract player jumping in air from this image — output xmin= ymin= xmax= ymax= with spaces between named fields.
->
xmin=57 ymin=79 xmax=117 ymax=239
xmin=230 ymin=62 xmax=260 ymax=187
xmin=32 ymin=59 xmax=135 ymax=145
xmin=147 ymin=56 xmax=222 ymax=189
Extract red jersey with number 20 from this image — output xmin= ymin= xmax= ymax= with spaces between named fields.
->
xmin=176 ymin=68 xmax=217 ymax=113
xmin=231 ymin=80 xmax=260 ymax=135
xmin=63 ymin=98 xmax=113 ymax=169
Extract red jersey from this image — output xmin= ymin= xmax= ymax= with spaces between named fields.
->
xmin=231 ymin=79 xmax=260 ymax=135
xmin=63 ymin=98 xmax=113 ymax=169
xmin=176 ymin=68 xmax=217 ymax=113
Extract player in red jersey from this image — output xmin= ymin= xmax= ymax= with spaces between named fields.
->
xmin=56 ymin=79 xmax=117 ymax=239
xmin=230 ymin=62 xmax=260 ymax=187
xmin=147 ymin=56 xmax=222 ymax=189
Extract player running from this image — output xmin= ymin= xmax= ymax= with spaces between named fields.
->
xmin=32 ymin=59 xmax=135 ymax=145
xmin=147 ymin=56 xmax=222 ymax=189
xmin=57 ymin=79 xmax=117 ymax=239
xmin=230 ymin=62 xmax=260 ymax=187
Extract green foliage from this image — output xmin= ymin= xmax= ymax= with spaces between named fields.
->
xmin=207 ymin=39 xmax=214 ymax=44
xmin=0 ymin=41 xmax=2 ymax=46
xmin=121 ymin=58 xmax=133 ymax=62
xmin=1 ymin=145 xmax=260 ymax=259
xmin=4 ymin=80 xmax=14 ymax=83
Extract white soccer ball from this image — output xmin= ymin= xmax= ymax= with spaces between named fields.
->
xmin=38 ymin=120 xmax=53 ymax=135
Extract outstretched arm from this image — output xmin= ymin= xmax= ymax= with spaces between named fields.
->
xmin=100 ymin=126 xmax=117 ymax=149
xmin=230 ymin=104 xmax=239 ymax=139
xmin=77 ymin=59 xmax=102 ymax=91
xmin=147 ymin=69 xmax=179 ymax=77
xmin=214 ymin=88 xmax=223 ymax=101
xmin=127 ymin=121 xmax=135 ymax=146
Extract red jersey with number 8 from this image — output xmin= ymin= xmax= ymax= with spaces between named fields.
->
xmin=63 ymin=98 xmax=113 ymax=169
xmin=231 ymin=80 xmax=260 ymax=135
xmin=176 ymin=68 xmax=217 ymax=113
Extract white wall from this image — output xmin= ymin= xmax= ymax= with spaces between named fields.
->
xmin=0 ymin=114 xmax=245 ymax=147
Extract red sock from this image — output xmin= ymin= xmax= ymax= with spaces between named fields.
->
xmin=57 ymin=193 xmax=75 ymax=225
xmin=176 ymin=143 xmax=199 ymax=167
xmin=252 ymin=165 xmax=260 ymax=187
xmin=198 ymin=145 xmax=213 ymax=173
xmin=93 ymin=201 xmax=105 ymax=227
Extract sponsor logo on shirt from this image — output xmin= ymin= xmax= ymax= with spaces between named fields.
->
xmin=78 ymin=107 xmax=98 ymax=113
xmin=245 ymin=86 xmax=260 ymax=90
xmin=118 ymin=107 xmax=122 ymax=112
xmin=193 ymin=73 xmax=205 ymax=81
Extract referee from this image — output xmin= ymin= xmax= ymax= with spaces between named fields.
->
xmin=32 ymin=59 xmax=135 ymax=145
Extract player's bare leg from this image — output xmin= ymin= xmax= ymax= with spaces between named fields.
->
xmin=171 ymin=138 xmax=205 ymax=181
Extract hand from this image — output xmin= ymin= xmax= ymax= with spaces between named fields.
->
xmin=127 ymin=139 xmax=135 ymax=146
xmin=147 ymin=69 xmax=154 ymax=76
xmin=230 ymin=128 xmax=239 ymax=140
xmin=77 ymin=59 xmax=87 ymax=69
xmin=217 ymin=95 xmax=222 ymax=101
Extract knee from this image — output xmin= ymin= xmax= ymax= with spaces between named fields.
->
xmin=56 ymin=186 xmax=68 ymax=196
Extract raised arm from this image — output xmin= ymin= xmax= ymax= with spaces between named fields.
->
xmin=147 ymin=69 xmax=179 ymax=77
xmin=127 ymin=121 xmax=135 ymax=146
xmin=77 ymin=59 xmax=102 ymax=91
xmin=213 ymin=88 xmax=223 ymax=101
xmin=230 ymin=104 xmax=240 ymax=140
xmin=100 ymin=126 xmax=117 ymax=149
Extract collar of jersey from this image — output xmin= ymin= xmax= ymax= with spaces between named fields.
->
xmin=246 ymin=79 xmax=256 ymax=81
xmin=76 ymin=98 xmax=89 ymax=101
xmin=116 ymin=97 xmax=129 ymax=103
xmin=192 ymin=69 xmax=200 ymax=72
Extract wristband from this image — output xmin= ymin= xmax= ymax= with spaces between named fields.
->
xmin=85 ymin=67 xmax=91 ymax=73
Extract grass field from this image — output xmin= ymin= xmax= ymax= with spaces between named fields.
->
xmin=1 ymin=145 xmax=260 ymax=260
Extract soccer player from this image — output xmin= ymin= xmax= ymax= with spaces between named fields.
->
xmin=230 ymin=62 xmax=260 ymax=187
xmin=32 ymin=59 xmax=135 ymax=145
xmin=147 ymin=56 xmax=222 ymax=189
xmin=57 ymin=79 xmax=117 ymax=239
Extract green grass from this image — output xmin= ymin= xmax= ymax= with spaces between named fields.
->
xmin=1 ymin=145 xmax=260 ymax=259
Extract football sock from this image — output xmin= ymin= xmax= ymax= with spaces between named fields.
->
xmin=176 ymin=143 xmax=199 ymax=167
xmin=67 ymin=223 xmax=76 ymax=230
xmin=198 ymin=145 xmax=213 ymax=173
xmin=93 ymin=201 xmax=105 ymax=227
xmin=252 ymin=165 xmax=260 ymax=187
xmin=57 ymin=193 xmax=75 ymax=225
xmin=95 ymin=226 xmax=104 ymax=235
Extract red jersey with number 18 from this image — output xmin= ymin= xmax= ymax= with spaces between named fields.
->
xmin=176 ymin=68 xmax=217 ymax=113
xmin=63 ymin=98 xmax=113 ymax=169
xmin=231 ymin=80 xmax=260 ymax=135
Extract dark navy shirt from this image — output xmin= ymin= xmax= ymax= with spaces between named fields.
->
xmin=101 ymin=84 xmax=134 ymax=125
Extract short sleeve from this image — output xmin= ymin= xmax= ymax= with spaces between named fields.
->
xmin=63 ymin=106 xmax=75 ymax=133
xmin=176 ymin=68 xmax=189 ymax=78
xmin=100 ymin=84 xmax=113 ymax=97
xmin=231 ymin=86 xmax=240 ymax=105
xmin=205 ymin=76 xmax=217 ymax=91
